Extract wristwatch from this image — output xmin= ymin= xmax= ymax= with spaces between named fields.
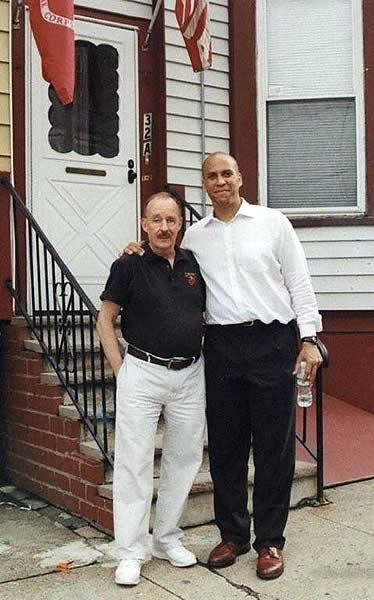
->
xmin=301 ymin=336 xmax=318 ymax=345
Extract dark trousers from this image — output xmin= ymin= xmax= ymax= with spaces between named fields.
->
xmin=204 ymin=320 xmax=298 ymax=552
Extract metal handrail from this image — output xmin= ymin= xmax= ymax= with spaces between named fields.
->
xmin=296 ymin=340 xmax=329 ymax=502
xmin=165 ymin=186 xmax=203 ymax=226
xmin=1 ymin=176 xmax=114 ymax=468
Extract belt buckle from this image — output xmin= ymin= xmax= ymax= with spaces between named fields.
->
xmin=167 ymin=359 xmax=174 ymax=370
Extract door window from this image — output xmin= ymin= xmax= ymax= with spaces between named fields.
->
xmin=48 ymin=40 xmax=120 ymax=158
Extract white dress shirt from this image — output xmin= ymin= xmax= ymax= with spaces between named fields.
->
xmin=182 ymin=200 xmax=322 ymax=338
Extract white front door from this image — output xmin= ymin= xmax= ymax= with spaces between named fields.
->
xmin=27 ymin=16 xmax=139 ymax=306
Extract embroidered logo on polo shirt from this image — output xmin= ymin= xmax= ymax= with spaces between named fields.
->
xmin=185 ymin=272 xmax=198 ymax=287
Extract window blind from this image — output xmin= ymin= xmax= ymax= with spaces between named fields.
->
xmin=267 ymin=0 xmax=353 ymax=97
xmin=267 ymin=99 xmax=357 ymax=209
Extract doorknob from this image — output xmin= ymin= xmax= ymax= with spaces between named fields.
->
xmin=128 ymin=159 xmax=137 ymax=184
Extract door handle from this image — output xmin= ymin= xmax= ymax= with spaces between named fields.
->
xmin=128 ymin=159 xmax=137 ymax=184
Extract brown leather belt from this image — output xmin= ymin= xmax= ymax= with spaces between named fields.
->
xmin=127 ymin=344 xmax=200 ymax=371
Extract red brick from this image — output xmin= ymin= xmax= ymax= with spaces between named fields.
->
xmin=39 ymin=431 xmax=57 ymax=450
xmin=50 ymin=416 xmax=64 ymax=434
xmin=39 ymin=466 xmax=55 ymax=486
xmin=8 ymin=471 xmax=41 ymax=497
xmin=71 ymin=479 xmax=86 ymax=499
xmin=63 ymin=493 xmax=80 ymax=515
xmin=54 ymin=472 xmax=71 ymax=492
xmin=27 ymin=358 xmax=42 ymax=376
xmin=34 ymin=383 xmax=63 ymax=398
xmin=44 ymin=450 xmax=63 ymax=470
xmin=96 ymin=508 xmax=114 ymax=533
xmin=64 ymin=419 xmax=81 ymax=439
xmin=6 ymin=406 xmax=26 ymax=423
xmin=6 ymin=422 xmax=28 ymax=440
xmin=63 ymin=456 xmax=80 ymax=477
xmin=6 ymin=340 xmax=25 ymax=353
xmin=38 ymin=397 xmax=62 ymax=415
xmin=10 ymin=438 xmax=29 ymax=457
xmin=56 ymin=436 xmax=78 ymax=453
xmin=12 ymin=391 xmax=32 ymax=407
xmin=8 ymin=356 xmax=28 ymax=375
xmin=8 ymin=327 xmax=30 ymax=341
xmin=80 ymin=500 xmax=98 ymax=523
xmin=46 ymin=487 xmax=65 ymax=508
xmin=29 ymin=429 xmax=43 ymax=445
xmin=10 ymin=375 xmax=37 ymax=393
xmin=30 ymin=412 xmax=51 ymax=430
xmin=80 ymin=461 xmax=104 ymax=485
xmin=86 ymin=484 xmax=98 ymax=503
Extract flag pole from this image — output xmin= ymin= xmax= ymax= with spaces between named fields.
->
xmin=142 ymin=0 xmax=164 ymax=50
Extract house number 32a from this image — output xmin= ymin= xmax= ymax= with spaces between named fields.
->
xmin=143 ymin=113 xmax=152 ymax=160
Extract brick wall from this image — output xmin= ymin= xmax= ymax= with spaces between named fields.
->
xmin=2 ymin=320 xmax=114 ymax=533
xmin=0 ymin=173 xmax=11 ymax=319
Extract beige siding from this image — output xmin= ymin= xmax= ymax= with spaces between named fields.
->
xmin=0 ymin=0 xmax=10 ymax=172
xmin=165 ymin=0 xmax=230 ymax=214
xmin=297 ymin=227 xmax=374 ymax=311
xmin=75 ymin=0 xmax=152 ymax=19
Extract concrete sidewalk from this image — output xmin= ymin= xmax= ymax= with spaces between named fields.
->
xmin=0 ymin=480 xmax=373 ymax=600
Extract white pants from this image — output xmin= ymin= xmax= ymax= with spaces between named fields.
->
xmin=114 ymin=353 xmax=206 ymax=560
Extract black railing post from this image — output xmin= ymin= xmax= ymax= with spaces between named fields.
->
xmin=315 ymin=366 xmax=324 ymax=502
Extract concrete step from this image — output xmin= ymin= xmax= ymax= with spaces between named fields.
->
xmin=24 ymin=337 xmax=102 ymax=355
xmin=80 ymin=430 xmax=210 ymax=481
xmin=59 ymin=397 xmax=115 ymax=420
xmin=61 ymin=386 xmax=115 ymax=411
xmin=97 ymin=460 xmax=317 ymax=528
xmin=40 ymin=367 xmax=114 ymax=386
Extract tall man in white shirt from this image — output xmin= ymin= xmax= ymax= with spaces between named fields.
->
xmin=182 ymin=152 xmax=322 ymax=580
xmin=124 ymin=152 xmax=322 ymax=580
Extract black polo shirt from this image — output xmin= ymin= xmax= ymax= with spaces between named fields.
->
xmin=100 ymin=245 xmax=205 ymax=358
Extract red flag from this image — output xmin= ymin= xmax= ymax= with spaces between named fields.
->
xmin=27 ymin=0 xmax=75 ymax=105
xmin=175 ymin=0 xmax=212 ymax=72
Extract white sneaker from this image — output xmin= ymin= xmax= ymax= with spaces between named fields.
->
xmin=152 ymin=546 xmax=197 ymax=567
xmin=115 ymin=559 xmax=143 ymax=585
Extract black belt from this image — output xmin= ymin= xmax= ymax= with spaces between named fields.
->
xmin=207 ymin=319 xmax=296 ymax=330
xmin=127 ymin=344 xmax=200 ymax=371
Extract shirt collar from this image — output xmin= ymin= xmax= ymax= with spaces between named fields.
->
xmin=143 ymin=243 xmax=187 ymax=264
xmin=203 ymin=198 xmax=255 ymax=227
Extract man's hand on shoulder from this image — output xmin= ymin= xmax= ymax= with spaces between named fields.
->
xmin=120 ymin=240 xmax=146 ymax=257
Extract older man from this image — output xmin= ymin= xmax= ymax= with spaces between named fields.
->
xmin=124 ymin=152 xmax=322 ymax=579
xmin=97 ymin=192 xmax=206 ymax=586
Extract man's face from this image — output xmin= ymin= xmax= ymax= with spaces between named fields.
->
xmin=141 ymin=196 xmax=182 ymax=256
xmin=202 ymin=154 xmax=242 ymax=209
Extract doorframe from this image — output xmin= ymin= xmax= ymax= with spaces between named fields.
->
xmin=12 ymin=4 xmax=167 ymax=305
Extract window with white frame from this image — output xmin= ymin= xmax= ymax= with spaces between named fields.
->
xmin=257 ymin=0 xmax=365 ymax=214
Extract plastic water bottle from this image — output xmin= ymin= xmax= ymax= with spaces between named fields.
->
xmin=296 ymin=361 xmax=313 ymax=407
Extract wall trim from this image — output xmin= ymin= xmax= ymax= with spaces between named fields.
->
xmin=229 ymin=0 xmax=257 ymax=204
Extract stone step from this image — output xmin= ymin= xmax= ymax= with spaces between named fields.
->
xmin=62 ymin=386 xmax=116 ymax=410
xmin=40 ymin=367 xmax=114 ymax=386
xmin=97 ymin=460 xmax=317 ymax=528
xmin=24 ymin=337 xmax=103 ymax=355
xmin=80 ymin=430 xmax=210 ymax=481
xmin=59 ymin=397 xmax=115 ymax=420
